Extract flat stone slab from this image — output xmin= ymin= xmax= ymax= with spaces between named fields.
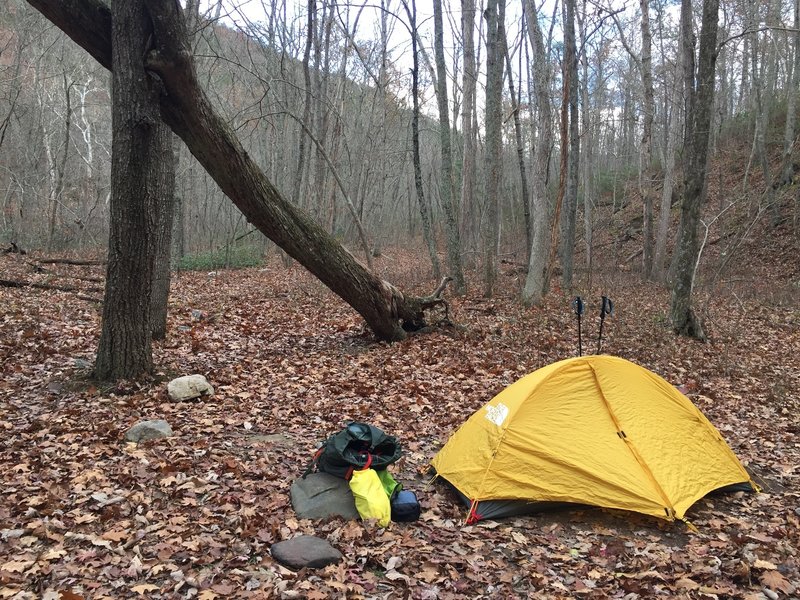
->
xmin=167 ymin=374 xmax=214 ymax=402
xmin=124 ymin=419 xmax=173 ymax=443
xmin=271 ymin=535 xmax=342 ymax=570
xmin=291 ymin=473 xmax=358 ymax=520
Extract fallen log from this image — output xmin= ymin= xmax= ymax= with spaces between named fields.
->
xmin=3 ymin=242 xmax=27 ymax=255
xmin=0 ymin=278 xmax=103 ymax=295
xmin=36 ymin=257 xmax=106 ymax=266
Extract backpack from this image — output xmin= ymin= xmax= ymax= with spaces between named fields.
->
xmin=304 ymin=422 xmax=403 ymax=480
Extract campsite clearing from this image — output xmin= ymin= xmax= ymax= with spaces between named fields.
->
xmin=0 ymin=250 xmax=798 ymax=598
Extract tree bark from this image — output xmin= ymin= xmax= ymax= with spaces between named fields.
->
xmin=639 ymin=0 xmax=656 ymax=279
xmin=779 ymin=0 xmax=800 ymax=187
xmin=403 ymin=0 xmax=441 ymax=279
xmin=433 ymin=0 xmax=466 ymax=294
xmin=559 ymin=0 xmax=579 ymax=290
xmin=150 ymin=139 xmax=177 ymax=341
xmin=521 ymin=0 xmax=554 ymax=306
xmin=577 ymin=3 xmax=593 ymax=274
xmin=94 ymin=0 xmax=171 ymax=379
xmin=24 ymin=0 xmax=437 ymax=342
xmin=503 ymin=26 xmax=531 ymax=266
xmin=293 ymin=0 xmax=314 ymax=214
xmin=482 ymin=0 xmax=505 ymax=297
xmin=669 ymin=0 xmax=719 ymax=340
xmin=460 ymin=0 xmax=478 ymax=268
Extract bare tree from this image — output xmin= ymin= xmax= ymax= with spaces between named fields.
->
xmin=402 ymin=0 xmax=441 ymax=278
xmin=482 ymin=0 xmax=506 ymax=297
xmin=503 ymin=24 xmax=532 ymax=265
xmin=670 ymin=0 xmax=720 ymax=339
xmin=460 ymin=0 xmax=478 ymax=268
xmin=26 ymin=0 xmax=452 ymax=345
xmin=639 ymin=0 xmax=656 ymax=278
xmin=559 ymin=0 xmax=579 ymax=290
xmin=433 ymin=0 xmax=466 ymax=294
xmin=521 ymin=0 xmax=554 ymax=305
xmin=779 ymin=0 xmax=800 ymax=188
xmin=94 ymin=0 xmax=173 ymax=379
xmin=653 ymin=12 xmax=685 ymax=281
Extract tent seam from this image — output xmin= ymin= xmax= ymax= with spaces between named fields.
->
xmin=588 ymin=362 xmax=677 ymax=519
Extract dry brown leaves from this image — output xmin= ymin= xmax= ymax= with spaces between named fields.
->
xmin=0 ymin=238 xmax=798 ymax=599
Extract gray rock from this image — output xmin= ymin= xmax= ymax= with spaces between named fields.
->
xmin=291 ymin=473 xmax=358 ymax=520
xmin=73 ymin=357 xmax=92 ymax=370
xmin=270 ymin=535 xmax=343 ymax=570
xmin=124 ymin=419 xmax=173 ymax=443
xmin=167 ymin=374 xmax=214 ymax=402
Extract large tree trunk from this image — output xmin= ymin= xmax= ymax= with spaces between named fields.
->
xmin=669 ymin=0 xmax=719 ymax=340
xmin=521 ymin=0 xmax=554 ymax=306
xmin=25 ymin=0 xmax=440 ymax=343
xmin=433 ymin=0 xmax=466 ymax=294
xmin=482 ymin=0 xmax=505 ymax=297
xmin=94 ymin=0 xmax=170 ymax=379
xmin=150 ymin=140 xmax=177 ymax=341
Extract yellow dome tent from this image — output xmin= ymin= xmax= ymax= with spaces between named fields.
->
xmin=431 ymin=355 xmax=755 ymax=523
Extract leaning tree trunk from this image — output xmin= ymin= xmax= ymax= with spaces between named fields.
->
xmin=670 ymin=0 xmax=719 ymax=340
xmin=95 ymin=0 xmax=171 ymax=379
xmin=26 ymin=0 xmax=443 ymax=343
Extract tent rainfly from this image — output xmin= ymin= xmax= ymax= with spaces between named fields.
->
xmin=431 ymin=355 xmax=755 ymax=524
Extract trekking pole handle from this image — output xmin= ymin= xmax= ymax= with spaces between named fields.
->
xmin=573 ymin=296 xmax=585 ymax=316
xmin=600 ymin=296 xmax=614 ymax=318
xmin=573 ymin=296 xmax=584 ymax=357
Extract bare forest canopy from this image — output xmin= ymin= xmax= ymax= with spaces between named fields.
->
xmin=2 ymin=0 xmax=798 ymax=265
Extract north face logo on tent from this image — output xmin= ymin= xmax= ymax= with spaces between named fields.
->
xmin=485 ymin=403 xmax=509 ymax=426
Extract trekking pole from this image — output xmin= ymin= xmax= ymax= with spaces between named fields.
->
xmin=572 ymin=296 xmax=585 ymax=356
xmin=597 ymin=296 xmax=614 ymax=354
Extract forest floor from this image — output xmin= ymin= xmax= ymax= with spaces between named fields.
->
xmin=0 ymin=217 xmax=798 ymax=599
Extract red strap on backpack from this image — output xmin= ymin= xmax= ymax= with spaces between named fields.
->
xmin=344 ymin=453 xmax=373 ymax=480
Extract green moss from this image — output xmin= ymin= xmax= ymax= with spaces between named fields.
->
xmin=176 ymin=245 xmax=264 ymax=271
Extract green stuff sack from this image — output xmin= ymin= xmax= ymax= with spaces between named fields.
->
xmin=376 ymin=469 xmax=401 ymax=498
xmin=349 ymin=469 xmax=391 ymax=527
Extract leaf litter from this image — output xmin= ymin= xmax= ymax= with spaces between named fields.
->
xmin=0 ymin=247 xmax=797 ymax=599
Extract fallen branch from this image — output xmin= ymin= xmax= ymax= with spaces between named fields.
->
xmin=0 ymin=278 xmax=103 ymax=295
xmin=430 ymin=276 xmax=453 ymax=299
xmin=625 ymin=248 xmax=644 ymax=263
xmin=27 ymin=262 xmax=104 ymax=283
xmin=3 ymin=242 xmax=26 ymax=255
xmin=37 ymin=257 xmax=106 ymax=266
